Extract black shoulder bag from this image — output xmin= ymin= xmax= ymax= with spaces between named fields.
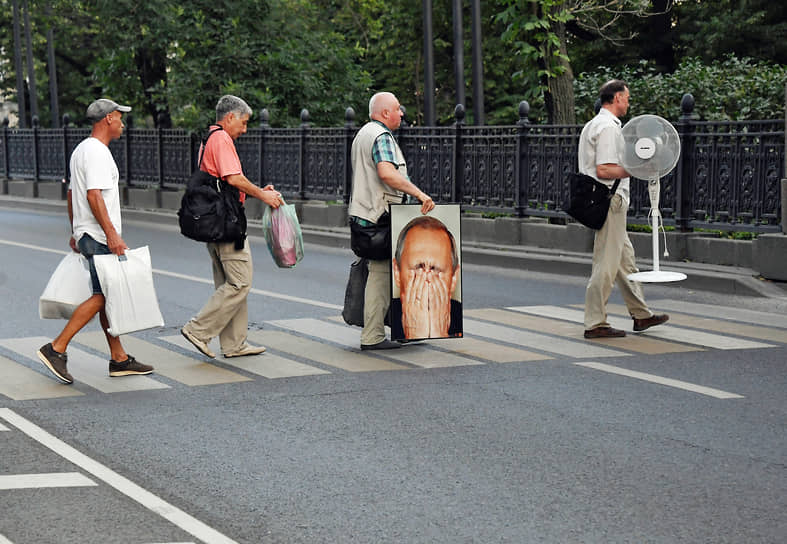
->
xmin=178 ymin=127 xmax=247 ymax=249
xmin=563 ymin=173 xmax=621 ymax=230
xmin=349 ymin=211 xmax=391 ymax=260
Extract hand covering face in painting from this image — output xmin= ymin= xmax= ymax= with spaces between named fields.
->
xmin=392 ymin=216 xmax=460 ymax=339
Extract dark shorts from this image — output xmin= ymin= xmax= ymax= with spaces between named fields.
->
xmin=77 ymin=234 xmax=112 ymax=295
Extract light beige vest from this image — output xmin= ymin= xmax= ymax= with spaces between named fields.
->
xmin=348 ymin=121 xmax=406 ymax=223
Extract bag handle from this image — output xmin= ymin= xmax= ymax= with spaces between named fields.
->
xmin=610 ymin=178 xmax=621 ymax=195
xmin=197 ymin=126 xmax=225 ymax=170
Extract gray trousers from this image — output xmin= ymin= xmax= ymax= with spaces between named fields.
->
xmin=584 ymin=194 xmax=652 ymax=330
xmin=187 ymin=239 xmax=252 ymax=354
xmin=361 ymin=258 xmax=391 ymax=345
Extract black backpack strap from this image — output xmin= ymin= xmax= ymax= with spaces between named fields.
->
xmin=610 ymin=178 xmax=621 ymax=194
xmin=197 ymin=126 xmax=224 ymax=170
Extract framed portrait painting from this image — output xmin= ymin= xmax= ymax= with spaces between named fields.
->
xmin=389 ymin=204 xmax=462 ymax=341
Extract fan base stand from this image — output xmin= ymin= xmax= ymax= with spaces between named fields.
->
xmin=627 ymin=270 xmax=687 ymax=283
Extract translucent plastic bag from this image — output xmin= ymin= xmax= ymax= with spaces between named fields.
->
xmin=93 ymin=246 xmax=165 ymax=336
xmin=262 ymin=201 xmax=304 ymax=268
xmin=39 ymin=253 xmax=93 ymax=319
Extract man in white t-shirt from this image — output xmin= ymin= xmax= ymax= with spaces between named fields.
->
xmin=578 ymin=80 xmax=668 ymax=339
xmin=36 ymin=99 xmax=153 ymax=384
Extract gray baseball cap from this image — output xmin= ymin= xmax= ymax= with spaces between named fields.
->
xmin=86 ymin=99 xmax=131 ymax=123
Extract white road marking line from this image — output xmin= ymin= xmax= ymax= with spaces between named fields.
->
xmin=0 ymin=408 xmax=239 ymax=544
xmin=0 ymin=472 xmax=97 ymax=490
xmin=0 ymin=238 xmax=342 ymax=311
xmin=0 ymin=534 xmax=15 ymax=544
xmin=0 ymin=422 xmax=9 ymax=431
xmin=574 ymin=362 xmax=745 ymax=399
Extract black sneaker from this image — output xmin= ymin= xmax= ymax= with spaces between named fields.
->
xmin=37 ymin=343 xmax=73 ymax=384
xmin=109 ymin=355 xmax=153 ymax=377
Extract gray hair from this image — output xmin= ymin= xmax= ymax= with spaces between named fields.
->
xmin=216 ymin=95 xmax=252 ymax=122
xmin=394 ymin=215 xmax=459 ymax=270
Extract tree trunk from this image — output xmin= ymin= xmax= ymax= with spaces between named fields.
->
xmin=134 ymin=47 xmax=169 ymax=127
xmin=642 ymin=0 xmax=674 ymax=73
xmin=546 ymin=19 xmax=575 ymax=125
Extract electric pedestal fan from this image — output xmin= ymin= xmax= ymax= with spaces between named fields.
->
xmin=621 ymin=114 xmax=687 ymax=283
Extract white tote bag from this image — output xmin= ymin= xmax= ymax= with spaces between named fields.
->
xmin=93 ymin=246 xmax=165 ymax=336
xmin=39 ymin=252 xmax=93 ymax=319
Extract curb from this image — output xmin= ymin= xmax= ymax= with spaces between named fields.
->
xmin=2 ymin=195 xmax=785 ymax=299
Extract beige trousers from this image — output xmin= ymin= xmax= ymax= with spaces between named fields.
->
xmin=361 ymin=258 xmax=391 ymax=345
xmin=584 ymin=194 xmax=652 ymax=330
xmin=187 ymin=239 xmax=252 ymax=354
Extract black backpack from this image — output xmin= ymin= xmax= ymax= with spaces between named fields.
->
xmin=178 ymin=127 xmax=247 ymax=249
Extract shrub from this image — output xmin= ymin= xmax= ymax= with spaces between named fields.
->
xmin=574 ymin=55 xmax=787 ymax=123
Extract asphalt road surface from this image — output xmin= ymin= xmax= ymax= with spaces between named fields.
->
xmin=0 ymin=207 xmax=785 ymax=544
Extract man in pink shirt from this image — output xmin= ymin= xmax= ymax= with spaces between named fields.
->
xmin=181 ymin=95 xmax=283 ymax=358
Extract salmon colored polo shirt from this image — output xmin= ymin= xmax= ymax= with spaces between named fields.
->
xmin=199 ymin=124 xmax=246 ymax=203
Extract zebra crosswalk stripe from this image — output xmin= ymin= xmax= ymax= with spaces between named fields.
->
xmin=469 ymin=308 xmax=702 ymax=355
xmin=75 ymin=331 xmax=252 ymax=386
xmin=603 ymin=303 xmax=787 ymax=344
xmin=158 ymin=335 xmax=331 ymax=379
xmin=324 ymin=315 xmax=552 ymax=363
xmin=463 ymin=315 xmax=629 ymax=358
xmin=247 ymin=330 xmax=407 ymax=372
xmin=0 ymin=353 xmax=83 ymax=400
xmin=649 ymin=299 xmax=787 ymax=329
xmin=268 ymin=318 xmax=483 ymax=368
xmin=510 ymin=306 xmax=775 ymax=350
xmin=0 ymin=337 xmax=169 ymax=394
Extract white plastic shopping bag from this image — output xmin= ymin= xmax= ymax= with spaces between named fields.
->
xmin=39 ymin=252 xmax=93 ymax=319
xmin=93 ymin=246 xmax=165 ymax=336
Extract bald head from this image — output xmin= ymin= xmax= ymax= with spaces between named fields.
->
xmin=369 ymin=92 xmax=404 ymax=130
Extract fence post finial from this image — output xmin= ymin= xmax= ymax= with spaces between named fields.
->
xmin=680 ymin=93 xmax=695 ymax=120
xmin=518 ymin=101 xmax=530 ymax=126
xmin=345 ymin=107 xmax=355 ymax=127
xmin=454 ymin=103 xmax=466 ymax=126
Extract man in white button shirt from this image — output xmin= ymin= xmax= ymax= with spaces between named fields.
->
xmin=578 ymin=80 xmax=668 ymax=338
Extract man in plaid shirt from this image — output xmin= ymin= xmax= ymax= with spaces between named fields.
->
xmin=348 ymin=92 xmax=435 ymax=350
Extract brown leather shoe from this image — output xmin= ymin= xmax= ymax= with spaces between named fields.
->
xmin=584 ymin=327 xmax=626 ymax=339
xmin=633 ymin=313 xmax=669 ymax=332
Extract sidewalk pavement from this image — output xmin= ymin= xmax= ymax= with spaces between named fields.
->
xmin=2 ymin=194 xmax=786 ymax=300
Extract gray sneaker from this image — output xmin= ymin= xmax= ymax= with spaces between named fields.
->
xmin=109 ymin=355 xmax=153 ymax=377
xmin=37 ymin=343 xmax=73 ymax=384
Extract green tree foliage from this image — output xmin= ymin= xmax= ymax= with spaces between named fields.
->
xmin=574 ymin=55 xmax=787 ymax=123
xmin=1 ymin=0 xmax=372 ymax=129
xmin=1 ymin=0 xmax=785 ymax=129
xmin=674 ymin=0 xmax=787 ymax=66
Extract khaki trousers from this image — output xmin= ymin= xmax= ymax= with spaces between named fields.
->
xmin=584 ymin=194 xmax=652 ymax=330
xmin=188 ymin=239 xmax=252 ymax=354
xmin=361 ymin=258 xmax=391 ymax=345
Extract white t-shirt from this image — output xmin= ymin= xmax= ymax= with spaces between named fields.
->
xmin=69 ymin=137 xmax=122 ymax=244
xmin=578 ymin=107 xmax=630 ymax=205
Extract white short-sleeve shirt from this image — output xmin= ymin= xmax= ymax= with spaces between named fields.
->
xmin=69 ymin=137 xmax=122 ymax=244
xmin=578 ymin=108 xmax=630 ymax=205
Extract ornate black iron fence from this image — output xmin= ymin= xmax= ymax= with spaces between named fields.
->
xmin=1 ymin=95 xmax=783 ymax=232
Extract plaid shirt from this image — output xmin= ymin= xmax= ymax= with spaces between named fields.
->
xmin=371 ymin=132 xmax=398 ymax=166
